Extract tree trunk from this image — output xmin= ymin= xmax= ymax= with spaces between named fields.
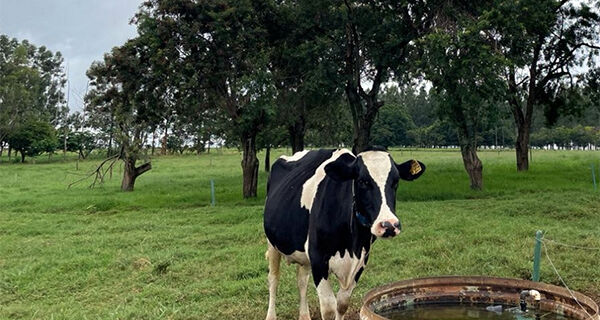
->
xmin=8 ymin=146 xmax=12 ymax=161
xmin=343 ymin=15 xmax=385 ymax=155
xmin=241 ymin=133 xmax=259 ymax=198
xmin=107 ymin=119 xmax=114 ymax=157
xmin=121 ymin=158 xmax=152 ymax=192
xmin=20 ymin=150 xmax=25 ymax=163
xmin=515 ymin=126 xmax=530 ymax=171
xmin=348 ymin=93 xmax=381 ymax=154
xmin=161 ymin=122 xmax=168 ymax=156
xmin=151 ymin=130 xmax=156 ymax=155
xmin=288 ymin=116 xmax=306 ymax=154
xmin=460 ymin=142 xmax=483 ymax=190
xmin=265 ymin=145 xmax=271 ymax=172
xmin=63 ymin=129 xmax=68 ymax=159
xmin=0 ymin=142 xmax=4 ymax=158
xmin=107 ymin=134 xmax=113 ymax=158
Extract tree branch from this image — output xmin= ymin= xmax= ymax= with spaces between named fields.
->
xmin=135 ymin=162 xmax=152 ymax=176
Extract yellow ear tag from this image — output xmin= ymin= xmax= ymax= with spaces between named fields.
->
xmin=410 ymin=160 xmax=422 ymax=175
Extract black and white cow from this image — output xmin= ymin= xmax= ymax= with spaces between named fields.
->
xmin=263 ymin=147 xmax=425 ymax=320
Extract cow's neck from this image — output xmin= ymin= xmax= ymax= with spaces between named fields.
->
xmin=349 ymin=192 xmax=376 ymax=256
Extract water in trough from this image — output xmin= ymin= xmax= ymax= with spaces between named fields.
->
xmin=379 ymin=303 xmax=577 ymax=320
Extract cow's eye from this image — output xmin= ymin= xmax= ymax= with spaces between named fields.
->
xmin=392 ymin=181 xmax=398 ymax=189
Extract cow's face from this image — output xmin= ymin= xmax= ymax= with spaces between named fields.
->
xmin=325 ymin=150 xmax=426 ymax=238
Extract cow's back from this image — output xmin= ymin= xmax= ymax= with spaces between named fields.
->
xmin=264 ymin=149 xmax=336 ymax=255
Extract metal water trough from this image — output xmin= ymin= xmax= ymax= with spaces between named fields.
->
xmin=360 ymin=276 xmax=599 ymax=320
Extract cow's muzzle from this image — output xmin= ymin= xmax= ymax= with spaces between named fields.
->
xmin=379 ymin=220 xmax=401 ymax=238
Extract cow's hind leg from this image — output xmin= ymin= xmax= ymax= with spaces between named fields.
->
xmin=266 ymin=243 xmax=281 ymax=320
xmin=296 ymin=264 xmax=311 ymax=320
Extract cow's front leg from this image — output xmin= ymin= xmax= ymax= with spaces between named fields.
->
xmin=266 ymin=243 xmax=281 ymax=320
xmin=297 ymin=264 xmax=311 ymax=320
xmin=335 ymin=283 xmax=356 ymax=320
xmin=316 ymin=277 xmax=337 ymax=320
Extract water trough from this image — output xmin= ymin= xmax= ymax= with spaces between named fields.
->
xmin=360 ymin=276 xmax=599 ymax=320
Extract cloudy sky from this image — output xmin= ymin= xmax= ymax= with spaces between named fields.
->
xmin=0 ymin=0 xmax=143 ymax=112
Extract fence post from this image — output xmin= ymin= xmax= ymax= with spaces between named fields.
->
xmin=592 ymin=164 xmax=597 ymax=191
xmin=532 ymin=230 xmax=543 ymax=282
xmin=210 ymin=179 xmax=216 ymax=207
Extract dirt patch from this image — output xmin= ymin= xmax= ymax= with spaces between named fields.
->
xmin=132 ymin=257 xmax=152 ymax=270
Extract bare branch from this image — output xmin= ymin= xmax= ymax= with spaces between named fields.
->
xmin=67 ymin=154 xmax=119 ymax=189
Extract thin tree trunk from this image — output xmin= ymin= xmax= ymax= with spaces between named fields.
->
xmin=151 ymin=130 xmax=156 ymax=155
xmin=0 ymin=142 xmax=4 ymax=158
xmin=20 ymin=150 xmax=25 ymax=163
xmin=107 ymin=118 xmax=114 ymax=157
xmin=460 ymin=142 xmax=483 ymax=190
xmin=107 ymin=134 xmax=113 ymax=158
xmin=8 ymin=146 xmax=12 ymax=161
xmin=516 ymin=126 xmax=530 ymax=171
xmin=288 ymin=116 xmax=306 ymax=154
xmin=161 ymin=122 xmax=168 ymax=156
xmin=63 ymin=128 xmax=68 ymax=159
xmin=265 ymin=145 xmax=271 ymax=172
xmin=241 ymin=133 xmax=259 ymax=198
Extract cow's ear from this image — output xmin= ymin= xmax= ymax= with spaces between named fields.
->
xmin=396 ymin=159 xmax=426 ymax=181
xmin=325 ymin=153 xmax=358 ymax=181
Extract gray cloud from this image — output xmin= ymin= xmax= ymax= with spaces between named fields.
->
xmin=0 ymin=0 xmax=142 ymax=112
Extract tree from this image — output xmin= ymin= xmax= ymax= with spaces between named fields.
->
xmin=85 ymin=39 xmax=160 ymax=191
xmin=6 ymin=119 xmax=57 ymax=163
xmin=266 ymin=1 xmax=343 ymax=153
xmin=489 ymin=0 xmax=600 ymax=170
xmin=333 ymin=0 xmax=441 ymax=153
xmin=0 ymin=35 xmax=66 ymax=146
xmin=138 ymin=0 xmax=276 ymax=198
xmin=419 ymin=6 xmax=506 ymax=189
xmin=371 ymin=87 xmax=416 ymax=147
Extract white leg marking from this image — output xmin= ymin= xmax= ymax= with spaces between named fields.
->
xmin=336 ymin=283 xmax=356 ymax=320
xmin=266 ymin=243 xmax=281 ymax=320
xmin=297 ymin=264 xmax=311 ymax=320
xmin=316 ymin=279 xmax=337 ymax=320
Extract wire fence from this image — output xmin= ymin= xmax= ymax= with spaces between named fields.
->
xmin=538 ymin=232 xmax=600 ymax=320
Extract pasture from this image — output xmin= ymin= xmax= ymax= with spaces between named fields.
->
xmin=0 ymin=149 xmax=599 ymax=320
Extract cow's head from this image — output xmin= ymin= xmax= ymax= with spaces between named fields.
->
xmin=325 ymin=148 xmax=425 ymax=238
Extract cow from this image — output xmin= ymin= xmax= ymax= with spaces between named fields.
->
xmin=263 ymin=147 xmax=426 ymax=320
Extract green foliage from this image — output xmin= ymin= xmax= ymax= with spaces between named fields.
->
xmin=372 ymin=88 xmax=417 ymax=147
xmin=85 ymin=38 xmax=159 ymax=160
xmin=64 ymin=131 xmax=97 ymax=159
xmin=418 ymin=7 xmax=507 ymax=147
xmin=5 ymin=119 xmax=57 ymax=162
xmin=0 ymin=35 xmax=66 ymax=143
xmin=531 ymin=125 xmax=599 ymax=148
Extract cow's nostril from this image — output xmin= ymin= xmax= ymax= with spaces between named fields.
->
xmin=381 ymin=221 xmax=393 ymax=229
xmin=393 ymin=221 xmax=400 ymax=229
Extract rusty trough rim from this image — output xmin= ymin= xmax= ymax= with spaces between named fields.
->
xmin=360 ymin=276 xmax=600 ymax=320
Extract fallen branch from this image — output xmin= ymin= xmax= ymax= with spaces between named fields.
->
xmin=68 ymin=154 xmax=119 ymax=189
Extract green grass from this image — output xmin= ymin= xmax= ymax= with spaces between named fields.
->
xmin=1 ymin=149 xmax=599 ymax=319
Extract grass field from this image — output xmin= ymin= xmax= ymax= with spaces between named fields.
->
xmin=1 ymin=149 xmax=599 ymax=320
